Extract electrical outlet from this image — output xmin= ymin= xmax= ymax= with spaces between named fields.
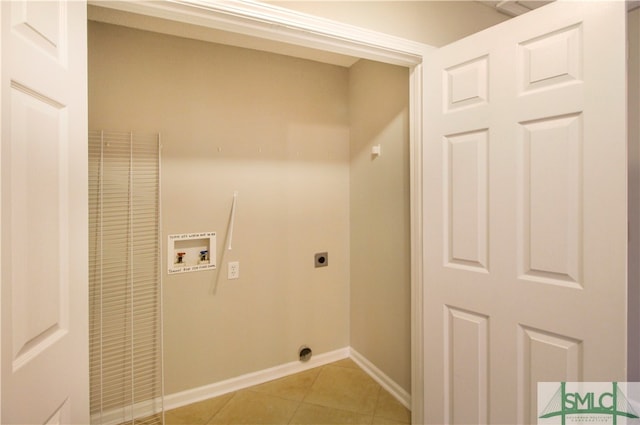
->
xmin=228 ymin=261 xmax=240 ymax=280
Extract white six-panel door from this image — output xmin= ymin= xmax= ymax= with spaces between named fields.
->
xmin=423 ymin=1 xmax=627 ymax=423
xmin=1 ymin=1 xmax=88 ymax=423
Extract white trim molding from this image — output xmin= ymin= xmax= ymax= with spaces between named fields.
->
xmin=349 ymin=348 xmax=411 ymax=410
xmin=164 ymin=347 xmax=351 ymax=411
xmin=88 ymin=0 xmax=426 ymax=67
xmin=87 ymin=2 xmax=432 ymax=423
xmin=97 ymin=348 xmax=352 ymax=425
xmin=409 ymin=60 xmax=426 ymax=424
xmin=164 ymin=347 xmax=411 ymax=412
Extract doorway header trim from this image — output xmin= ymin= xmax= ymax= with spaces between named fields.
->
xmin=89 ymin=0 xmax=429 ymax=67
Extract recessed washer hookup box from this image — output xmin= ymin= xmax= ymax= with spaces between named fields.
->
xmin=168 ymin=232 xmax=216 ymax=274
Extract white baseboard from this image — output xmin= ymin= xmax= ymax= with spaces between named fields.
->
xmin=95 ymin=346 xmax=410 ymax=423
xmin=164 ymin=347 xmax=350 ymax=410
xmin=349 ymin=348 xmax=411 ymax=409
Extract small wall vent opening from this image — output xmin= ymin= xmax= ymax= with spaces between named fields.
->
xmin=299 ymin=346 xmax=312 ymax=362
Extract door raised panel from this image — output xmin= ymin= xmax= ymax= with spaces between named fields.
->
xmin=444 ymin=130 xmax=489 ymax=272
xmin=11 ymin=1 xmax=67 ymax=62
xmin=517 ymin=326 xmax=582 ymax=424
xmin=444 ymin=306 xmax=489 ymax=425
xmin=9 ymin=82 xmax=69 ymax=371
xmin=518 ymin=24 xmax=582 ymax=94
xmin=517 ymin=113 xmax=582 ymax=288
xmin=444 ymin=56 xmax=489 ymax=112
xmin=44 ymin=399 xmax=70 ymax=425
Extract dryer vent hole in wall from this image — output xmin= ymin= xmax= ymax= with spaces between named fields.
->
xmin=314 ymin=252 xmax=328 ymax=268
xmin=299 ymin=346 xmax=312 ymax=361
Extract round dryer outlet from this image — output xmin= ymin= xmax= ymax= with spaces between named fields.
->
xmin=299 ymin=345 xmax=312 ymax=362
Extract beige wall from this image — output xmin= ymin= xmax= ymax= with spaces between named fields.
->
xmin=265 ymin=1 xmax=509 ymax=46
xmin=349 ymin=60 xmax=411 ymax=392
xmin=628 ymin=7 xmax=640 ymax=380
xmin=89 ymin=22 xmax=351 ymax=394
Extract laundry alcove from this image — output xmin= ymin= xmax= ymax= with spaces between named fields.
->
xmin=87 ymin=5 xmax=412 ymax=420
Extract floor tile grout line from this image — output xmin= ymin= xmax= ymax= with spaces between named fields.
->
xmin=286 ymin=399 xmax=303 ymax=425
xmin=373 ymin=392 xmax=413 ymax=424
xmin=372 ymin=384 xmax=383 ymax=419
xmin=297 ymin=399 xmax=378 ymax=418
xmin=204 ymin=391 xmax=236 ymax=425
xmin=287 ymin=362 xmax=324 ymax=424
xmin=244 ymin=387 xmax=308 ymax=404
xmin=298 ymin=363 xmax=324 ymax=405
xmin=300 ymin=361 xmax=384 ymax=419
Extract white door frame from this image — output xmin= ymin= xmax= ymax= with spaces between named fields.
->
xmin=88 ymin=0 xmax=431 ymax=422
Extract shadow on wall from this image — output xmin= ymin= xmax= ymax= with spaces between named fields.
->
xmin=349 ymin=59 xmax=409 ymax=161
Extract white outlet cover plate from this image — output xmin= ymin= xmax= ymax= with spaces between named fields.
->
xmin=228 ymin=261 xmax=240 ymax=279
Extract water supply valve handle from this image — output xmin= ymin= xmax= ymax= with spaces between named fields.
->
xmin=176 ymin=252 xmax=186 ymax=263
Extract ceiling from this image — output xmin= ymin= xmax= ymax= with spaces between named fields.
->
xmin=481 ymin=0 xmax=640 ymax=15
xmin=478 ymin=0 xmax=552 ymax=17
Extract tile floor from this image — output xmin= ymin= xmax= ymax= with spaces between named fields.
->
xmin=164 ymin=358 xmax=411 ymax=425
